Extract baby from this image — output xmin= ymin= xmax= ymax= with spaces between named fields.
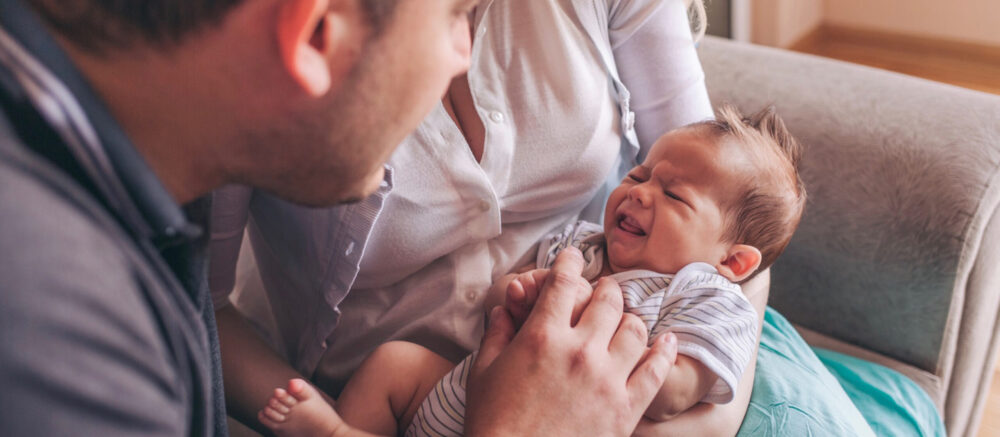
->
xmin=256 ymin=105 xmax=807 ymax=437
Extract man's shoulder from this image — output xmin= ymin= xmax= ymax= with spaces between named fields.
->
xmin=0 ymin=134 xmax=189 ymax=435
xmin=0 ymin=137 xmax=130 ymax=272
xmin=0 ymin=132 xmax=161 ymax=347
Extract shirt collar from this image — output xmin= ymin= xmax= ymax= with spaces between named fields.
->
xmin=0 ymin=0 xmax=201 ymax=246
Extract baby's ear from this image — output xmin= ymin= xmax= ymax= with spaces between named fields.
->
xmin=716 ymin=244 xmax=762 ymax=282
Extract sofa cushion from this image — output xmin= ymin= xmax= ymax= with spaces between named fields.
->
xmin=815 ymin=348 xmax=945 ymax=436
xmin=738 ymin=307 xmax=875 ymax=436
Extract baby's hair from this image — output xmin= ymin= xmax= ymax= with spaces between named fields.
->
xmin=695 ymin=104 xmax=807 ymax=280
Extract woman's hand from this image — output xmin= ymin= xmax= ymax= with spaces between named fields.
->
xmin=465 ymin=248 xmax=679 ymax=437
xmin=632 ymin=269 xmax=770 ymax=437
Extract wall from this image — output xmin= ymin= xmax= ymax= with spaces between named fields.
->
xmin=751 ymin=0 xmax=824 ymax=47
xmin=825 ymin=0 xmax=1000 ymax=47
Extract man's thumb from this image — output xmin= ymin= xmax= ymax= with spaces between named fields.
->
xmin=471 ymin=306 xmax=515 ymax=379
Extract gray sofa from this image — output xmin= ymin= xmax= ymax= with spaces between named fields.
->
xmin=698 ymin=37 xmax=1000 ymax=437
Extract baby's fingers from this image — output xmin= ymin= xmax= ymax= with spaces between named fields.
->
xmin=519 ymin=269 xmax=548 ymax=306
xmin=505 ymin=269 xmax=550 ymax=328
xmin=505 ymin=279 xmax=531 ymax=328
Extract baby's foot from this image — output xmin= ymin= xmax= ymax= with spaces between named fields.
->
xmin=258 ymin=378 xmax=343 ymax=437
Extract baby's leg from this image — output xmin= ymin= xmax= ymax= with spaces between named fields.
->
xmin=337 ymin=341 xmax=456 ymax=435
xmin=259 ymin=379 xmax=342 ymax=437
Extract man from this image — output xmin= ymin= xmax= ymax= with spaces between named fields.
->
xmin=0 ymin=0 xmax=675 ymax=435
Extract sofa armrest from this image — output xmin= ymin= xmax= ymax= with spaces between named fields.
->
xmin=697 ymin=36 xmax=1000 ymax=437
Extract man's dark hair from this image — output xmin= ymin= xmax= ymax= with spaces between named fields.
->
xmin=28 ymin=0 xmax=398 ymax=53
xmin=27 ymin=0 xmax=248 ymax=52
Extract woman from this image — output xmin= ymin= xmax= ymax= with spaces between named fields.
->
xmin=211 ymin=0 xmax=768 ymax=434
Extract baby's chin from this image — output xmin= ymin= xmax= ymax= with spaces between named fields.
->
xmin=605 ymin=243 xmax=641 ymax=273
xmin=606 ymin=244 xmax=680 ymax=275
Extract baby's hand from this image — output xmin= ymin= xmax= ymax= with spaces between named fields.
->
xmin=505 ymin=266 xmax=599 ymax=329
xmin=504 ymin=268 xmax=549 ymax=329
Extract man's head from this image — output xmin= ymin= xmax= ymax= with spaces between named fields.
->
xmin=27 ymin=0 xmax=477 ymax=205
xmin=603 ymin=105 xmax=805 ymax=283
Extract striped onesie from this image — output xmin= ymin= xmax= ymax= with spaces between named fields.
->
xmin=405 ymin=221 xmax=759 ymax=437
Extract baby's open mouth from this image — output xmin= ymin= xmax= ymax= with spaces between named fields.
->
xmin=617 ymin=214 xmax=646 ymax=236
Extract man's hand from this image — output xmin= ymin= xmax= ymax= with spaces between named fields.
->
xmin=465 ymin=248 xmax=679 ymax=437
xmin=505 ymin=266 xmax=596 ymax=329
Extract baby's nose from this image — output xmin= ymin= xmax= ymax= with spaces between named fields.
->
xmin=627 ymin=184 xmax=651 ymax=206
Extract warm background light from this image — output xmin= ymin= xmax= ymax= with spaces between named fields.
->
xmin=707 ymin=1 xmax=1000 ymax=435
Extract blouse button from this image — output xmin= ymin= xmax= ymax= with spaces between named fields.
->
xmin=478 ymin=199 xmax=491 ymax=212
xmin=345 ymin=241 xmax=355 ymax=256
xmin=466 ymin=290 xmax=478 ymax=302
xmin=489 ymin=111 xmax=505 ymax=123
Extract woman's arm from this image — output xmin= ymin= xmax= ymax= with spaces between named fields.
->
xmin=631 ymin=269 xmax=770 ymax=437
xmin=216 ymin=307 xmax=329 ymax=434
xmin=208 ymin=184 xmax=253 ymax=311
xmin=645 ymin=356 xmax=718 ymax=421
xmin=209 ymin=185 xmax=332 ymax=434
xmin=609 ymin=0 xmax=715 ymax=155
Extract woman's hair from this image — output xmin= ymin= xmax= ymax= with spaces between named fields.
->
xmin=689 ymin=0 xmax=708 ymax=42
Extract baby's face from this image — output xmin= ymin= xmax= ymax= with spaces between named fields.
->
xmin=603 ymin=127 xmax=749 ymax=274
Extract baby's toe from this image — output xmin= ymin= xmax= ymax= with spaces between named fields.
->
xmin=261 ymin=405 xmax=287 ymax=423
xmin=274 ymin=388 xmax=298 ymax=408
xmin=286 ymin=378 xmax=315 ymax=402
xmin=268 ymin=397 xmax=290 ymax=414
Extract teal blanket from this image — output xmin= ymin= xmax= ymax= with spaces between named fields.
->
xmin=737 ymin=308 xmax=944 ymax=436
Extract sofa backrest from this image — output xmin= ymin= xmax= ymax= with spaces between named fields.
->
xmin=698 ymin=37 xmax=1000 ymax=437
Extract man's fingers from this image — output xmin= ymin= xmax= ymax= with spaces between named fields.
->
xmin=576 ymin=278 xmax=625 ymax=341
xmin=576 ymin=278 xmax=620 ymax=338
xmin=525 ymin=248 xmax=588 ymax=328
xmin=607 ymin=312 xmax=649 ymax=370
xmin=471 ymin=306 xmax=516 ymax=379
xmin=568 ymin=278 xmax=592 ymax=326
xmin=627 ymin=333 xmax=678 ymax=414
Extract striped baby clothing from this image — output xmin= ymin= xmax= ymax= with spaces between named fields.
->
xmin=404 ymin=221 xmax=759 ymax=436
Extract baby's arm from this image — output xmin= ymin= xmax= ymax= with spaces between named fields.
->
xmin=644 ymin=355 xmax=719 ymax=421
xmin=641 ymin=265 xmax=759 ymax=423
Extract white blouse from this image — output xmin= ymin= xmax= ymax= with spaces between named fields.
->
xmin=209 ymin=0 xmax=713 ymax=390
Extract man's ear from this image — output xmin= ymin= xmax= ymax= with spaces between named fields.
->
xmin=276 ymin=0 xmax=355 ymax=96
xmin=716 ymin=244 xmax=762 ymax=283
